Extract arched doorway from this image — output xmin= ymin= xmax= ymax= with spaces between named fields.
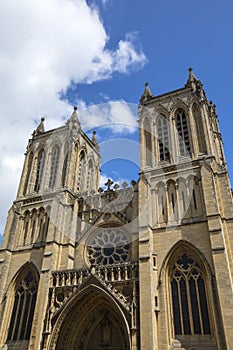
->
xmin=50 ymin=285 xmax=131 ymax=350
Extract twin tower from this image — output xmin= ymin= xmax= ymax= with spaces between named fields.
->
xmin=0 ymin=69 xmax=233 ymax=350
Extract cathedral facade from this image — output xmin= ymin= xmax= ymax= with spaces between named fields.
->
xmin=0 ymin=69 xmax=233 ymax=350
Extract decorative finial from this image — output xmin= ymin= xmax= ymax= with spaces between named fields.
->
xmin=105 ymin=179 xmax=114 ymax=192
xmin=33 ymin=117 xmax=45 ymax=136
xmin=140 ymin=81 xmax=154 ymax=104
xmin=91 ymin=130 xmax=99 ymax=149
xmin=185 ymin=67 xmax=201 ymax=90
xmin=68 ymin=105 xmax=80 ymax=123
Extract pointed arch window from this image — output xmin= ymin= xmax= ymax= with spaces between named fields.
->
xmin=192 ymin=104 xmax=207 ymax=154
xmin=157 ymin=115 xmax=170 ymax=162
xmin=7 ymin=270 xmax=38 ymax=341
xmin=143 ymin=118 xmax=152 ymax=166
xmin=175 ymin=109 xmax=191 ymax=156
xmin=23 ymin=151 xmax=33 ymax=195
xmin=170 ymin=253 xmax=211 ymax=336
xmin=49 ymin=145 xmax=60 ymax=189
xmin=62 ymin=153 xmax=69 ymax=188
xmin=78 ymin=150 xmax=86 ymax=193
xmin=87 ymin=159 xmax=95 ymax=193
xmin=34 ymin=149 xmax=45 ymax=192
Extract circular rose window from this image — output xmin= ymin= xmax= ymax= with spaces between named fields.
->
xmin=87 ymin=228 xmax=130 ymax=265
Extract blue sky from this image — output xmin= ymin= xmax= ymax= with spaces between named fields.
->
xmin=71 ymin=0 xmax=233 ymax=183
xmin=67 ymin=0 xmax=233 ymax=179
xmin=0 ymin=0 xmax=233 ymax=239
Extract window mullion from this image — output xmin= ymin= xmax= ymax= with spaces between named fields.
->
xmin=186 ymin=275 xmax=194 ymax=335
xmin=18 ymin=289 xmax=27 ymax=340
xmin=24 ymin=291 xmax=33 ymax=339
xmin=196 ymin=277 xmax=204 ymax=334
xmin=11 ymin=292 xmax=20 ymax=340
xmin=177 ymin=279 xmax=184 ymax=335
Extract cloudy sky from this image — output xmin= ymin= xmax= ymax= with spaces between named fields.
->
xmin=0 ymin=0 xmax=233 ymax=239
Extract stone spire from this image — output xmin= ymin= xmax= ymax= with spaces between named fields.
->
xmin=33 ymin=117 xmax=45 ymax=136
xmin=67 ymin=106 xmax=81 ymax=141
xmin=140 ymin=82 xmax=154 ymax=104
xmin=185 ymin=67 xmax=201 ymax=90
xmin=185 ymin=67 xmax=206 ymax=101
xmin=69 ymin=106 xmax=79 ymax=122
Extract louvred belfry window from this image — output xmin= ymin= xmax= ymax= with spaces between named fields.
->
xmin=49 ymin=145 xmax=60 ymax=189
xmin=170 ymin=253 xmax=211 ymax=336
xmin=7 ymin=271 xmax=38 ymax=341
xmin=34 ymin=149 xmax=45 ymax=192
xmin=175 ymin=109 xmax=191 ymax=156
xmin=157 ymin=115 xmax=170 ymax=162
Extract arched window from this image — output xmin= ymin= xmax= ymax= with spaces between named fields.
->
xmin=143 ymin=118 xmax=152 ymax=166
xmin=87 ymin=159 xmax=95 ymax=193
xmin=170 ymin=253 xmax=211 ymax=336
xmin=192 ymin=104 xmax=207 ymax=154
xmin=30 ymin=209 xmax=37 ymax=244
xmin=78 ymin=150 xmax=86 ymax=193
xmin=175 ymin=109 xmax=191 ymax=156
xmin=49 ymin=145 xmax=60 ymax=189
xmin=62 ymin=153 xmax=69 ymax=188
xmin=167 ymin=181 xmax=178 ymax=221
xmin=23 ymin=211 xmax=30 ymax=246
xmin=23 ymin=151 xmax=33 ymax=195
xmin=7 ymin=270 xmax=38 ymax=341
xmin=34 ymin=149 xmax=45 ymax=192
xmin=157 ymin=115 xmax=170 ymax=162
xmin=158 ymin=183 xmax=167 ymax=223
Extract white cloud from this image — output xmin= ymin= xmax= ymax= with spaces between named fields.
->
xmin=0 ymin=0 xmax=147 ymax=239
xmin=78 ymin=100 xmax=138 ymax=133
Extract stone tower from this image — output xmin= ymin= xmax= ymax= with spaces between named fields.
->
xmin=138 ymin=68 xmax=233 ymax=349
xmin=0 ymin=69 xmax=233 ymax=350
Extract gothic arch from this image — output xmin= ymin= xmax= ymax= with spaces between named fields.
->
xmin=87 ymin=158 xmax=95 ymax=193
xmin=49 ymin=144 xmax=60 ymax=189
xmin=34 ymin=147 xmax=46 ymax=192
xmin=159 ymin=240 xmax=214 ymax=286
xmin=191 ymin=102 xmax=207 ymax=154
xmin=23 ymin=150 xmax=34 ymax=195
xmin=157 ymin=181 xmax=167 ymax=223
xmin=159 ymin=241 xmax=217 ymax=344
xmin=78 ymin=149 xmax=87 ymax=193
xmin=1 ymin=263 xmax=39 ymax=345
xmin=7 ymin=262 xmax=39 ymax=292
xmin=143 ymin=117 xmax=153 ymax=166
xmin=154 ymin=106 xmax=170 ymax=121
xmin=48 ymin=284 xmax=131 ymax=350
xmin=61 ymin=142 xmax=70 ymax=188
xmin=171 ymin=100 xmax=189 ymax=115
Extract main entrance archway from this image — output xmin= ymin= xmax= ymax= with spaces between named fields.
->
xmin=49 ymin=284 xmax=131 ymax=350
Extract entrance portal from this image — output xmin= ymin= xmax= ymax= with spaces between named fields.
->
xmin=53 ymin=286 xmax=130 ymax=350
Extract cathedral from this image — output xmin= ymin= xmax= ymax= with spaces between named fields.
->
xmin=0 ymin=68 xmax=233 ymax=350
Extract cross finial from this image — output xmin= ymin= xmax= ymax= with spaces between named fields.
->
xmin=105 ymin=179 xmax=114 ymax=191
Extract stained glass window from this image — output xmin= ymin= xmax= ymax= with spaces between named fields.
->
xmin=88 ymin=229 xmax=130 ymax=265
xmin=170 ymin=253 xmax=211 ymax=335
xmin=7 ymin=271 xmax=38 ymax=341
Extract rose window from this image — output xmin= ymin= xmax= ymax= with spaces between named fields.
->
xmin=88 ymin=228 xmax=130 ymax=265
